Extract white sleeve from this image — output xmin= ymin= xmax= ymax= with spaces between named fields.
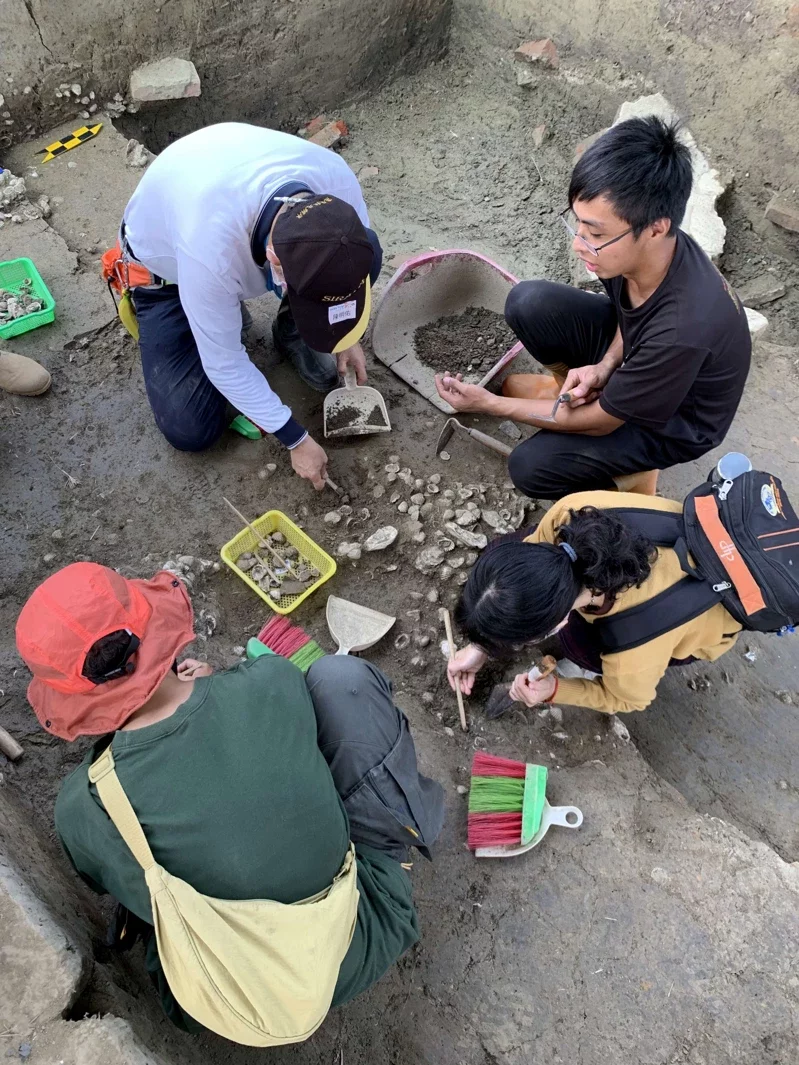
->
xmin=324 ymin=159 xmax=371 ymax=228
xmin=176 ymin=255 xmax=295 ymax=435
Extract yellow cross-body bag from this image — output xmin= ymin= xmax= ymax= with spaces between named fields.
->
xmin=89 ymin=746 xmax=359 ymax=1046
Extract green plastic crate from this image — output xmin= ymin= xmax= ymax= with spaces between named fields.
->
xmin=0 ymin=257 xmax=56 ymax=340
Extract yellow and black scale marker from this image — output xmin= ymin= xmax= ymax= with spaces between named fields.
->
xmin=38 ymin=122 xmax=103 ymax=163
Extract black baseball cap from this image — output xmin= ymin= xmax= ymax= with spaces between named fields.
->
xmin=272 ymin=194 xmax=374 ymax=354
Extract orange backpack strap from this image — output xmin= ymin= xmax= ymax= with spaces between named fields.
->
xmin=694 ymin=495 xmax=766 ymax=615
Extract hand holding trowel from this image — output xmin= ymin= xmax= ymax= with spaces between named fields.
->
xmin=484 ymin=655 xmax=558 ymax=719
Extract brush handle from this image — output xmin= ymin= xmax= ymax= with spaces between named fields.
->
xmin=440 ymin=607 xmax=468 ymax=732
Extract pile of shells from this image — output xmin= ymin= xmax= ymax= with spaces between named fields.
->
xmin=0 ymin=279 xmax=43 ymax=322
xmin=235 ymin=530 xmax=319 ymax=600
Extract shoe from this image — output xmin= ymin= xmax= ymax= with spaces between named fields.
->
xmin=501 ymin=372 xmax=565 ymax=401
xmin=0 ymin=350 xmax=51 ymax=396
xmin=271 ymin=298 xmax=338 ymax=392
xmin=613 ymin=470 xmax=659 ymax=495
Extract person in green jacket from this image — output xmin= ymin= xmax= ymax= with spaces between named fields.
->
xmin=15 ymin=562 xmax=444 ymax=1033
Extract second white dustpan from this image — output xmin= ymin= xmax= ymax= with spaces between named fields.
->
xmin=326 ymin=595 xmax=396 ymax=655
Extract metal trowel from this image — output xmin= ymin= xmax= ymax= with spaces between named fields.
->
xmin=323 ymin=368 xmax=391 ymax=439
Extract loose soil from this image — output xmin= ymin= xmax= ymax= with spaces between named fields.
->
xmin=325 ymin=401 xmax=388 ymax=432
xmin=414 ymin=306 xmax=517 ymax=380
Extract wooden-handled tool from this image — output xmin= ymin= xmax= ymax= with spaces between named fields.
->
xmin=440 ymin=607 xmax=468 ymax=732
xmin=435 ymin=417 xmax=512 ymax=459
xmin=222 ymin=497 xmax=297 ymax=579
xmin=0 ymin=725 xmax=23 ymax=762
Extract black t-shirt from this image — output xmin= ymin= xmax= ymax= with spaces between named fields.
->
xmin=598 ymin=231 xmax=751 ymax=458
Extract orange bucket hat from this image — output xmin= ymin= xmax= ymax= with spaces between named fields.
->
xmin=15 ymin=563 xmax=196 ymax=741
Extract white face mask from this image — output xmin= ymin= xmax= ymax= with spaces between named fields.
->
xmin=265 ymin=248 xmax=286 ymax=292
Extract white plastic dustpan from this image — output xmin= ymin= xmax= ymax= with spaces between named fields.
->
xmin=326 ymin=595 xmax=396 ymax=655
xmin=474 ymin=800 xmax=583 ymax=859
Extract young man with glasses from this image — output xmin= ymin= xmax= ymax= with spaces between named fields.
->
xmin=435 ymin=116 xmax=751 ymax=500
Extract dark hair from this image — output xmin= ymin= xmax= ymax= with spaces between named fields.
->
xmin=568 ymin=116 xmax=693 ymax=237
xmin=82 ymin=629 xmax=134 ymax=681
xmin=455 ymin=507 xmax=658 ymax=655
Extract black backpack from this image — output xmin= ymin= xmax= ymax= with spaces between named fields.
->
xmin=592 ymin=469 xmax=799 ymax=654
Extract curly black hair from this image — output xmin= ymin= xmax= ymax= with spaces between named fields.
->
xmin=455 ymin=507 xmax=658 ymax=656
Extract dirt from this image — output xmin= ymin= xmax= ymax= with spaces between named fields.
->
xmin=413 ymin=306 xmax=517 ymax=379
xmin=2 ymin=14 xmax=799 ymax=1065
xmin=325 ymin=401 xmax=388 ymax=433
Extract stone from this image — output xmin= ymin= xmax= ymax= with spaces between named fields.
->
xmin=736 ymin=274 xmax=787 ymax=308
xmin=613 ymin=95 xmax=727 ymax=260
xmin=745 ymin=307 xmax=768 ymax=336
xmin=359 ymin=165 xmax=379 ymax=180
xmin=498 ymin=419 xmax=522 ymax=440
xmin=125 ymin=138 xmax=155 ymax=168
xmin=364 ymin=525 xmax=398 ymax=552
xmin=514 ymin=38 xmax=559 ymax=68
xmin=764 ymin=190 xmax=799 ymax=233
xmin=531 ymin=124 xmax=548 ymax=149
xmin=415 ymin=545 xmax=446 ymax=573
xmin=337 ymin=541 xmax=361 ymax=560
xmin=129 ymin=58 xmax=201 ymax=102
xmin=397 ymin=500 xmax=409 ymax=513
xmin=515 ymin=65 xmax=538 ymax=87
xmin=445 ymin=522 xmax=488 ymax=550
xmin=236 ymin=555 xmax=256 ymax=572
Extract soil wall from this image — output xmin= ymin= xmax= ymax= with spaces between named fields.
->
xmin=460 ymin=0 xmax=799 ymax=189
xmin=0 ymin=0 xmax=451 ymax=149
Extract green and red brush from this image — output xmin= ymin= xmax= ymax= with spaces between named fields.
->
xmin=246 ymin=615 xmax=326 ymax=673
xmin=468 ymin=752 xmax=583 ymax=859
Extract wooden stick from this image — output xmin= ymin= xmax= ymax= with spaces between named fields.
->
xmin=0 ymin=725 xmax=23 ymax=762
xmin=439 ymin=607 xmax=468 ymax=732
xmin=222 ymin=497 xmax=296 ymax=578
xmin=324 ymin=475 xmax=342 ymax=494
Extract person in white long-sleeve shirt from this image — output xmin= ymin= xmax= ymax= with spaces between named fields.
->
xmin=119 ymin=122 xmax=382 ymax=488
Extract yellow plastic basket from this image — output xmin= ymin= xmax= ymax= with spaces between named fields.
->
xmin=220 ymin=509 xmax=336 ymax=615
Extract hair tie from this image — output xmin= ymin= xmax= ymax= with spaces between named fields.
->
xmin=560 ymin=542 xmax=577 ymax=563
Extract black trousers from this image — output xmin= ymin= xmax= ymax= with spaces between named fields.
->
xmin=503 ymin=280 xmax=687 ymax=500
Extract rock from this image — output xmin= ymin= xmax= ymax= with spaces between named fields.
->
xmin=445 ymin=522 xmax=488 ymax=550
xmin=271 ymin=531 xmax=286 ymax=543
xmin=129 ymin=57 xmax=201 ymax=102
xmin=397 ymin=501 xmax=409 ymax=514
xmin=337 ymin=541 xmax=362 ymax=560
xmin=610 ymin=717 xmax=631 ymax=742
xmin=764 ymin=190 xmax=799 ymax=234
xmin=364 ymin=526 xmax=398 ymax=552
xmin=514 ymin=38 xmax=559 ymax=68
xmin=456 ymin=784 xmax=468 ymax=795
xmin=415 ymin=545 xmax=446 ymax=573
xmin=266 ymin=462 xmax=277 ymax=473
xmin=531 ymin=123 xmax=549 ymax=149
xmin=775 ymin=690 xmax=794 ymax=705
xmin=236 ymin=555 xmax=256 ymax=572
xmin=481 ymin=509 xmax=512 ymax=534
xmin=42 ymin=553 xmax=56 ymax=563
xmin=498 ymin=419 xmax=522 ymax=440
xmin=613 ymin=94 xmax=727 ymax=260
xmin=736 ymin=274 xmax=787 ymax=308
xmin=359 ymin=165 xmax=379 ymax=181
xmin=324 ymin=511 xmax=342 ymax=524
xmin=125 ymin=138 xmax=155 ymax=168
xmin=745 ymin=307 xmax=768 ymax=336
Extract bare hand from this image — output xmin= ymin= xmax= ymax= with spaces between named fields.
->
xmin=447 ymin=643 xmax=489 ymax=696
xmin=508 ymin=671 xmax=557 ymax=706
xmin=290 ymin=435 xmax=328 ymax=490
xmin=178 ymin=658 xmax=213 ymax=680
xmin=434 ymin=373 xmax=490 ymax=414
xmin=560 ymin=364 xmax=612 ymax=407
xmin=337 ymin=342 xmax=367 ymax=385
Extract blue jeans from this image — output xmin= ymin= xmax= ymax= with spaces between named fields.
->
xmin=134 ymin=228 xmax=383 ymax=453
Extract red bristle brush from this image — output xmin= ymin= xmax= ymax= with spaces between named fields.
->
xmin=467 ymin=752 xmax=547 ymax=850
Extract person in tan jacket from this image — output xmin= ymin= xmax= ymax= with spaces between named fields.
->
xmin=447 ymin=491 xmax=742 ymax=715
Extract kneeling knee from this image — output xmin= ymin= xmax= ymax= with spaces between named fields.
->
xmin=504 ymin=280 xmax=556 ymax=332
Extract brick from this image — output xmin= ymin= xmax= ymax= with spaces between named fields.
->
xmin=297 ymin=114 xmax=328 ymax=139
xmin=532 ymin=123 xmax=548 ymax=148
xmin=736 ymin=273 xmax=787 ymax=308
xmin=514 ymin=38 xmax=558 ymax=69
xmin=783 ymin=3 xmax=799 ymax=36
xmin=129 ymin=58 xmax=201 ymax=103
xmin=308 ymin=120 xmax=349 ymax=150
xmin=764 ymin=190 xmax=799 ymax=234
xmin=358 ymin=165 xmax=380 ymax=181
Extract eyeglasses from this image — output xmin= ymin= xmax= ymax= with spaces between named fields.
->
xmin=559 ymin=208 xmax=632 ymax=257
